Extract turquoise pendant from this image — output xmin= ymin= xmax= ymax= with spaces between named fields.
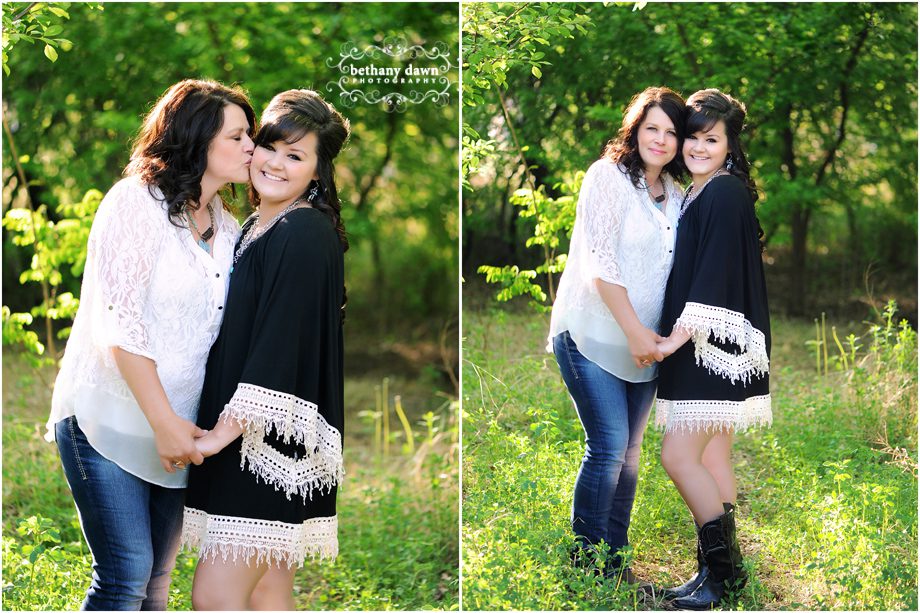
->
xmin=197 ymin=238 xmax=211 ymax=254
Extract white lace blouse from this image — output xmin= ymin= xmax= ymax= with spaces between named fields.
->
xmin=46 ymin=176 xmax=240 ymax=487
xmin=548 ymin=159 xmax=682 ymax=383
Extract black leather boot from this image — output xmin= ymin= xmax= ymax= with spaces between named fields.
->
xmin=672 ymin=512 xmax=745 ymax=610
xmin=722 ymin=503 xmax=747 ymax=591
xmin=662 ymin=522 xmax=707 ymax=601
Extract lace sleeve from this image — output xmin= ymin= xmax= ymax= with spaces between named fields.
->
xmin=91 ymin=179 xmax=164 ymax=361
xmin=674 ymin=178 xmax=769 ymax=384
xmin=580 ymin=161 xmax=627 ymax=287
xmin=216 ymin=211 xmax=344 ymax=501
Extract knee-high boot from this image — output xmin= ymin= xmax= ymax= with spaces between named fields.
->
xmin=672 ymin=510 xmax=745 ymax=610
xmin=663 ymin=503 xmax=736 ymax=601
xmin=662 ymin=522 xmax=707 ymax=601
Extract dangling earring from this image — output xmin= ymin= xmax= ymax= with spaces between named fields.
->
xmin=308 ymin=181 xmax=320 ymax=203
xmin=725 ymin=154 xmax=735 ymax=171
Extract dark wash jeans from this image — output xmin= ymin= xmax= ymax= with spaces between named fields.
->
xmin=55 ymin=415 xmax=184 ymax=611
xmin=553 ymin=331 xmax=657 ymax=563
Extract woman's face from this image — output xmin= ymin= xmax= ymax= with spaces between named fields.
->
xmin=203 ymin=103 xmax=254 ymax=185
xmin=250 ymin=131 xmax=320 ymax=207
xmin=636 ymin=105 xmax=678 ymax=172
xmin=683 ymin=119 xmax=729 ymax=180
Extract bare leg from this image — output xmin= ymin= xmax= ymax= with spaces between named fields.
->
xmin=249 ymin=565 xmax=297 ymax=610
xmin=702 ymin=431 xmax=736 ymax=504
xmin=660 ymin=429 xmax=724 ymax=524
xmin=191 ymin=555 xmax=268 ymax=611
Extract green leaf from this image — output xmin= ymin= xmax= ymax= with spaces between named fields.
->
xmin=43 ymin=24 xmax=64 ymax=37
xmin=531 ymin=65 xmax=542 ymax=79
xmin=47 ymin=7 xmax=70 ymax=18
xmin=43 ymin=44 xmax=58 ymax=62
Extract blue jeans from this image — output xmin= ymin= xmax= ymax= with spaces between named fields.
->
xmin=553 ymin=331 xmax=657 ymax=563
xmin=55 ymin=415 xmax=185 ymax=611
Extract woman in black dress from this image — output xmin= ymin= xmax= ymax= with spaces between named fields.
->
xmin=180 ymin=89 xmax=350 ymax=610
xmin=654 ymin=89 xmax=771 ymax=610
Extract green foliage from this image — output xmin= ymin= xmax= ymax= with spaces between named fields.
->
xmin=1 ymin=2 xmax=101 ymax=76
xmin=2 ymin=515 xmax=92 ymax=610
xmin=477 ymin=174 xmax=580 ymax=308
xmin=2 ymin=188 xmax=101 ymax=360
xmin=3 ymin=3 xmax=459 ymax=355
xmin=463 ymin=2 xmax=919 ymax=315
xmin=462 ymin=2 xmax=592 ymax=106
xmin=462 ymin=301 xmax=917 ymax=610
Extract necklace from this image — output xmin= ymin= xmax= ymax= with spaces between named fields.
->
xmin=679 ymin=169 xmax=729 ymax=220
xmin=186 ymin=203 xmax=216 ymax=254
xmin=231 ymin=199 xmax=306 ymax=273
xmin=640 ymin=175 xmax=667 ymax=205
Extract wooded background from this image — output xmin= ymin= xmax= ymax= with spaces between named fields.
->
xmin=463 ymin=2 xmax=918 ymax=322
xmin=3 ymin=1 xmax=459 ymax=370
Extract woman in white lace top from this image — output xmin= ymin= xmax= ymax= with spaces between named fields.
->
xmin=47 ymin=79 xmax=255 ymax=610
xmin=547 ymin=87 xmax=685 ymax=587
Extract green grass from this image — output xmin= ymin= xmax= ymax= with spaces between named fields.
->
xmin=461 ymin=302 xmax=918 ymax=610
xmin=1 ymin=356 xmax=459 ymax=611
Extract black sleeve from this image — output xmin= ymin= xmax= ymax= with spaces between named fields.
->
xmin=221 ymin=210 xmax=345 ymax=501
xmin=674 ymin=176 xmax=770 ymax=384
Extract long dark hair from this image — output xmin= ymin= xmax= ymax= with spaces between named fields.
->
xmin=685 ymin=89 xmax=759 ymax=204
xmin=685 ymin=88 xmax=765 ymax=250
xmin=124 ymin=79 xmax=255 ymax=225
xmin=603 ymin=86 xmax=686 ymax=187
xmin=249 ymin=89 xmax=351 ymax=252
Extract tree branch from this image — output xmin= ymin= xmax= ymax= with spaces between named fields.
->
xmin=815 ymin=16 xmax=872 ymax=186
xmin=10 ymin=2 xmax=38 ymax=25
xmin=355 ymin=109 xmax=399 ymax=211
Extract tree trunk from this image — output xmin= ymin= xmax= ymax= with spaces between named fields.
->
xmin=789 ymin=206 xmax=810 ymax=315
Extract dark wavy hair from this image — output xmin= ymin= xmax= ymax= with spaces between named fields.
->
xmin=249 ymin=89 xmax=351 ymax=252
xmin=603 ymin=86 xmax=686 ymax=187
xmin=124 ymin=79 xmax=255 ymax=225
xmin=685 ymin=88 xmax=765 ymax=250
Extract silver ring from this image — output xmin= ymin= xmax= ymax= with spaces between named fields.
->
xmin=172 ymin=461 xmax=186 ymax=469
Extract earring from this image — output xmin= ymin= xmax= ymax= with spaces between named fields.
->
xmin=726 ymin=154 xmax=735 ymax=171
xmin=308 ymin=182 xmax=320 ymax=202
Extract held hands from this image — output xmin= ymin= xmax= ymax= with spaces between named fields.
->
xmin=194 ymin=430 xmax=226 ymax=459
xmin=153 ymin=414 xmax=206 ymax=473
xmin=656 ymin=327 xmax=693 ymax=360
xmin=193 ymin=415 xmax=245 ymax=459
xmin=627 ymin=325 xmax=666 ymax=369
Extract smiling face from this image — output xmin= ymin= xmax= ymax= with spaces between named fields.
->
xmin=683 ymin=119 xmax=729 ymax=183
xmin=249 ymin=131 xmax=320 ymax=208
xmin=202 ymin=103 xmax=254 ymax=186
xmin=636 ymin=105 xmax=679 ymax=173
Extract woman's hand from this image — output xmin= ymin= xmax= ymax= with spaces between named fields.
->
xmin=656 ymin=327 xmax=693 ymax=360
xmin=151 ymin=413 xmax=206 ymax=473
xmin=193 ymin=414 xmax=245 ymax=459
xmin=626 ymin=325 xmax=666 ymax=369
xmin=194 ymin=431 xmax=226 ymax=459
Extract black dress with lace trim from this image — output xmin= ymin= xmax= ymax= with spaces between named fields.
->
xmin=655 ymin=174 xmax=772 ymax=433
xmin=181 ymin=207 xmax=344 ymax=568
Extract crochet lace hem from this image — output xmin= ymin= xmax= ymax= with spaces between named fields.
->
xmin=654 ymin=394 xmax=772 ymax=433
xmin=220 ymin=383 xmax=344 ymax=501
xmin=180 ymin=507 xmax=337 ymax=568
xmin=675 ymin=302 xmax=769 ymax=384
